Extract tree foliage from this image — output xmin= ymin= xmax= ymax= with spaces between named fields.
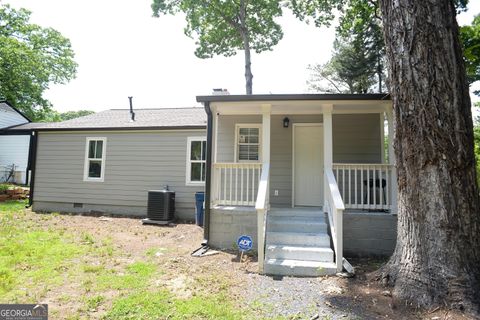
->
xmin=308 ymin=28 xmax=383 ymax=93
xmin=0 ymin=4 xmax=77 ymax=121
xmin=289 ymin=0 xmax=468 ymax=27
xmin=303 ymin=0 xmax=386 ymax=94
xmin=473 ymin=102 xmax=480 ymax=185
xmin=460 ymin=14 xmax=480 ymax=90
xmin=474 ymin=123 xmax=480 ymax=185
xmin=151 ymin=0 xmax=283 ymax=94
xmin=296 ymin=0 xmax=473 ymax=95
xmin=40 ymin=109 xmax=95 ymax=123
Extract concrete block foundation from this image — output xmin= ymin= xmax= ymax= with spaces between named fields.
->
xmin=208 ymin=207 xmax=397 ymax=256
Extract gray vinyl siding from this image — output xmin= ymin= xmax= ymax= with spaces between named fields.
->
xmin=33 ymin=130 xmax=205 ymax=219
xmin=216 ymin=115 xmax=262 ymax=162
xmin=215 ymin=113 xmax=382 ymax=207
xmin=332 ymin=114 xmax=382 ymax=163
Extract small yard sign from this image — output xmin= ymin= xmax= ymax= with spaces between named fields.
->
xmin=237 ymin=235 xmax=253 ymax=252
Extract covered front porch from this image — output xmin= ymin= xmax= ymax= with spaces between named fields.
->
xmin=199 ymin=94 xmax=396 ymax=276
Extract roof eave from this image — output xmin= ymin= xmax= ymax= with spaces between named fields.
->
xmin=196 ymin=93 xmax=391 ymax=103
xmin=33 ymin=125 xmax=207 ymax=132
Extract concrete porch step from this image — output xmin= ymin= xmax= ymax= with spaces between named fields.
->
xmin=267 ymin=231 xmax=330 ymax=247
xmin=268 ymin=216 xmax=328 ymax=233
xmin=269 ymin=207 xmax=325 ymax=218
xmin=266 ymin=244 xmax=334 ymax=262
xmin=264 ymin=259 xmax=337 ymax=277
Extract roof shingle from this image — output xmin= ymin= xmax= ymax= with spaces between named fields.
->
xmin=8 ymin=108 xmax=207 ymax=131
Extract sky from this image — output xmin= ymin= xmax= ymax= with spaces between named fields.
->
xmin=4 ymin=0 xmax=480 ymax=112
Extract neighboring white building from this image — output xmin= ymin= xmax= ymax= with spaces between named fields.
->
xmin=0 ymin=101 xmax=31 ymax=184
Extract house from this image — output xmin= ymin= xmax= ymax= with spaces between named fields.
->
xmin=8 ymin=107 xmax=207 ymax=220
xmin=0 ymin=101 xmax=32 ymax=185
xmin=196 ymin=94 xmax=398 ymax=276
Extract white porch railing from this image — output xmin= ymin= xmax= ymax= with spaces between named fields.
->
xmin=213 ymin=163 xmax=262 ymax=206
xmin=255 ymin=163 xmax=269 ymax=274
xmin=325 ymin=168 xmax=344 ymax=272
xmin=333 ymin=164 xmax=394 ymax=211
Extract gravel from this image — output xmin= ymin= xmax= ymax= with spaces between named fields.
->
xmin=245 ymin=273 xmax=362 ymax=319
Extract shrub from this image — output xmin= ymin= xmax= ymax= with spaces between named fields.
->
xmin=0 ymin=184 xmax=10 ymax=194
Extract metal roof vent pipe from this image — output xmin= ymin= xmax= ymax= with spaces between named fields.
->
xmin=212 ymin=88 xmax=230 ymax=95
xmin=128 ymin=96 xmax=135 ymax=122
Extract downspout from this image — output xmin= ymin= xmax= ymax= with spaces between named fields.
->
xmin=202 ymin=102 xmax=213 ymax=245
xmin=25 ymin=132 xmax=34 ymax=186
xmin=27 ymin=131 xmax=38 ymax=208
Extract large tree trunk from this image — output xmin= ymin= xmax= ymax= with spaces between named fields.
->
xmin=379 ymin=0 xmax=480 ymax=313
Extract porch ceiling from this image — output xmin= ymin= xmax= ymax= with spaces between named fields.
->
xmin=210 ymin=100 xmax=391 ymax=115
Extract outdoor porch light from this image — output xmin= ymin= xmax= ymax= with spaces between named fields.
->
xmin=283 ymin=117 xmax=290 ymax=128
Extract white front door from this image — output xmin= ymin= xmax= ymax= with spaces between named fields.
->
xmin=293 ymin=124 xmax=324 ymax=206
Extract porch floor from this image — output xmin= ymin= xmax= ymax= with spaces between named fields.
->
xmin=212 ymin=205 xmax=394 ymax=216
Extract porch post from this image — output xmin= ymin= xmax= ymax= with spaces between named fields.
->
xmin=261 ymin=105 xmax=271 ymax=165
xmin=386 ymin=108 xmax=398 ymax=214
xmin=323 ymin=104 xmax=333 ymax=210
xmin=380 ymin=113 xmax=385 ymax=163
xmin=258 ymin=104 xmax=271 ymax=274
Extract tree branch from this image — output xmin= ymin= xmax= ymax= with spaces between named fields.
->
xmin=368 ymin=0 xmax=381 ymax=20
xmin=202 ymin=0 xmax=242 ymax=31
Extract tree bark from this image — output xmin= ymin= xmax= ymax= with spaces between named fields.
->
xmin=243 ymin=36 xmax=253 ymax=95
xmin=239 ymin=0 xmax=253 ymax=95
xmin=377 ymin=55 xmax=382 ymax=93
xmin=378 ymin=0 xmax=480 ymax=313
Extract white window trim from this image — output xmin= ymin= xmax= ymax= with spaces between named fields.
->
xmin=83 ymin=137 xmax=107 ymax=182
xmin=186 ymin=136 xmax=207 ymax=186
xmin=234 ymin=124 xmax=262 ymax=163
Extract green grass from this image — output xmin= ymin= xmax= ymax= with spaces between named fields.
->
xmin=145 ymin=247 xmax=168 ymax=257
xmin=0 ymin=200 xmax=86 ymax=301
xmin=0 ymin=201 xmax=262 ymax=319
xmin=84 ymin=295 xmax=106 ymax=310
xmin=103 ymin=290 xmax=246 ymax=320
xmin=95 ymin=261 xmax=158 ymax=291
xmin=0 ymin=199 xmax=27 ymax=213
xmin=82 ymin=264 xmax=106 ymax=274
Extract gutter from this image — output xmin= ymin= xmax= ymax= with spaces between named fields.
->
xmin=0 ymin=128 xmax=33 ymax=135
xmin=191 ymin=102 xmax=212 ymax=257
xmin=196 ymin=93 xmax=391 ymax=103
xmin=32 ymin=125 xmax=206 ymax=132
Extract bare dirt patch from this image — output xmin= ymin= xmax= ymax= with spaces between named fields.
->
xmin=7 ymin=209 xmax=476 ymax=319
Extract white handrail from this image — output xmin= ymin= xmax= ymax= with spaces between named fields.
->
xmin=255 ymin=163 xmax=269 ymax=274
xmin=325 ymin=168 xmax=344 ymax=272
xmin=255 ymin=164 xmax=269 ymax=210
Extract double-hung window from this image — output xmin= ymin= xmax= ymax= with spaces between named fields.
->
xmin=186 ymin=137 xmax=206 ymax=185
xmin=84 ymin=137 xmax=106 ymax=182
xmin=236 ymin=124 xmax=261 ymax=162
